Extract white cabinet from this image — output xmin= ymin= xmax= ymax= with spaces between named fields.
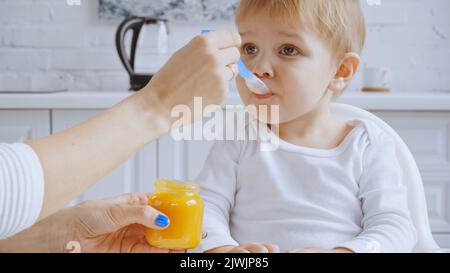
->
xmin=374 ymin=112 xmax=450 ymax=245
xmin=157 ymin=120 xmax=215 ymax=181
xmin=0 ymin=110 xmax=50 ymax=142
xmin=158 ymin=137 xmax=215 ymax=181
xmin=51 ymin=110 xmax=158 ymax=205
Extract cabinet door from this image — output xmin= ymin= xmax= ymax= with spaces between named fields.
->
xmin=52 ymin=110 xmax=158 ymax=205
xmin=157 ymin=120 xmax=215 ymax=181
xmin=0 ymin=110 xmax=50 ymax=142
xmin=157 ymin=104 xmax=242 ymax=181
xmin=373 ymin=111 xmax=450 ymax=248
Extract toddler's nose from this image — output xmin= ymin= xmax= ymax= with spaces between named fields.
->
xmin=251 ymin=57 xmax=275 ymax=79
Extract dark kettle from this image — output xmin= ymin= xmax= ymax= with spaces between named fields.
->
xmin=115 ymin=17 xmax=169 ymax=91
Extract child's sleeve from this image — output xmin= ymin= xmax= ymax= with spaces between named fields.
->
xmin=195 ymin=140 xmax=241 ymax=252
xmin=335 ymin=133 xmax=418 ymax=253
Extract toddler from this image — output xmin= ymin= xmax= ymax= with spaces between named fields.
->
xmin=196 ymin=0 xmax=417 ymax=253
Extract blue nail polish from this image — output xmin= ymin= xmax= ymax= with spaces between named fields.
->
xmin=201 ymin=29 xmax=214 ymax=34
xmin=155 ymin=214 xmax=169 ymax=227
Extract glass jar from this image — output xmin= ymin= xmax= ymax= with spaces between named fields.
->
xmin=146 ymin=178 xmax=204 ymax=249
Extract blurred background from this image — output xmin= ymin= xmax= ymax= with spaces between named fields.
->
xmin=0 ymin=0 xmax=448 ymax=93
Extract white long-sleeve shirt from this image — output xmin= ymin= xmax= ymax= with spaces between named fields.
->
xmin=0 ymin=143 xmax=44 ymax=239
xmin=196 ymin=119 xmax=417 ymax=253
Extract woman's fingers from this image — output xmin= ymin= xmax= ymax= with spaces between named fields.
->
xmin=121 ymin=205 xmax=170 ymax=230
xmin=230 ymin=247 xmax=251 ymax=253
xmin=229 ymin=243 xmax=281 ymax=253
xmin=223 ymin=64 xmax=239 ymax=81
xmin=141 ymin=29 xmax=242 ymax=118
xmin=246 ymin=243 xmax=269 ymax=253
xmin=263 ymin=243 xmax=281 ymax=253
xmin=218 ymin=46 xmax=240 ymax=81
xmin=218 ymin=47 xmax=241 ymax=67
xmin=103 ymin=193 xmax=170 ymax=231
xmin=124 ymin=193 xmax=172 ymax=230
xmin=102 ymin=192 xmax=148 ymax=205
xmin=287 ymin=248 xmax=326 ymax=253
xmin=200 ymin=29 xmax=242 ymax=50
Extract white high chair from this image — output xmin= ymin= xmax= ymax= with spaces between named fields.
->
xmin=331 ymin=103 xmax=441 ymax=253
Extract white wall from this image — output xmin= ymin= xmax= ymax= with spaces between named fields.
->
xmin=0 ymin=0 xmax=449 ymax=93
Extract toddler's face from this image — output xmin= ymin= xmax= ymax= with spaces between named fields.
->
xmin=236 ymin=12 xmax=339 ymax=124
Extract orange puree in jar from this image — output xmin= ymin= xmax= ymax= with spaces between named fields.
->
xmin=146 ymin=178 xmax=204 ymax=249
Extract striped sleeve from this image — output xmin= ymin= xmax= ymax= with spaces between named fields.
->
xmin=0 ymin=143 xmax=44 ymax=239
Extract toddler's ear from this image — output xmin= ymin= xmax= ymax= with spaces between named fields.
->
xmin=329 ymin=52 xmax=360 ymax=93
xmin=329 ymin=77 xmax=346 ymax=93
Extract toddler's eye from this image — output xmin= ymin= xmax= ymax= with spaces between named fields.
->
xmin=242 ymin=44 xmax=258 ymax=55
xmin=280 ymin=46 xmax=300 ymax=56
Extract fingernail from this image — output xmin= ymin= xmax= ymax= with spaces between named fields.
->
xmin=155 ymin=214 xmax=169 ymax=227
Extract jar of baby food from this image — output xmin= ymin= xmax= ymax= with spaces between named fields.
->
xmin=146 ymin=178 xmax=204 ymax=249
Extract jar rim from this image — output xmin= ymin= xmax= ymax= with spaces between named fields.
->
xmin=155 ymin=178 xmax=200 ymax=193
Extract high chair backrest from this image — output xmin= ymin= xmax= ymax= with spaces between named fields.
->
xmin=331 ymin=103 xmax=440 ymax=252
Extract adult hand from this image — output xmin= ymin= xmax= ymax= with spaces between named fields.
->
xmin=0 ymin=193 xmax=184 ymax=253
xmin=141 ymin=29 xmax=242 ymax=125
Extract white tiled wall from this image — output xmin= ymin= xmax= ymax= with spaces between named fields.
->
xmin=0 ymin=0 xmax=449 ymax=93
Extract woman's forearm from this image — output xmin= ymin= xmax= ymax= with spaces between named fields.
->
xmin=0 ymin=207 xmax=72 ymax=253
xmin=0 ymin=223 xmax=49 ymax=253
xmin=27 ymin=88 xmax=171 ymax=220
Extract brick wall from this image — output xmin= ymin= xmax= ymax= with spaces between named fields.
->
xmin=0 ymin=0 xmax=449 ymax=93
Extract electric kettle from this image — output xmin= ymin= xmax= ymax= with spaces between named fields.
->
xmin=115 ymin=17 xmax=169 ymax=91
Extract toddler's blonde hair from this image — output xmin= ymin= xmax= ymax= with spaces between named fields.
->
xmin=236 ymin=0 xmax=366 ymax=58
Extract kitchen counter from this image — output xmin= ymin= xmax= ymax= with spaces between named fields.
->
xmin=1 ymin=90 xmax=450 ymax=111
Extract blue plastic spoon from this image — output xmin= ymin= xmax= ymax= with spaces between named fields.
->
xmin=201 ymin=30 xmax=270 ymax=94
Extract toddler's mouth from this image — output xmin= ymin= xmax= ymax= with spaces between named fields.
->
xmin=254 ymin=92 xmax=275 ymax=100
